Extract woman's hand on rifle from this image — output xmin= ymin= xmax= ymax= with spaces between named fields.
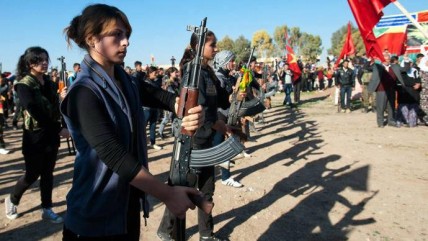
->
xmin=164 ymin=186 xmax=201 ymax=219
xmin=59 ymin=87 xmax=68 ymax=101
xmin=175 ymin=97 xmax=205 ymax=132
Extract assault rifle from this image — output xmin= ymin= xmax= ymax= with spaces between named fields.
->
xmin=227 ymin=47 xmax=265 ymax=128
xmin=57 ymin=56 xmax=76 ymax=155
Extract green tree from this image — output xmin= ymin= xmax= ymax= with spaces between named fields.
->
xmin=300 ymin=33 xmax=323 ymax=62
xmin=273 ymin=25 xmax=289 ymax=51
xmin=252 ymin=30 xmax=275 ymax=59
xmin=328 ymin=23 xmax=365 ymax=57
xmin=217 ymin=35 xmax=234 ymax=51
xmin=233 ymin=35 xmax=251 ymax=65
xmin=289 ymin=27 xmax=302 ymax=54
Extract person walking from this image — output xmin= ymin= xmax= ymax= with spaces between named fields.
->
xmin=157 ymin=29 xmax=231 ymax=241
xmin=158 ymin=66 xmax=180 ymax=139
xmin=335 ymin=59 xmax=355 ymax=113
xmin=5 ymin=46 xmax=69 ymax=223
xmin=368 ymin=52 xmax=398 ymax=127
xmin=213 ymin=50 xmax=243 ymax=188
xmin=61 ymin=4 xmax=204 ymax=240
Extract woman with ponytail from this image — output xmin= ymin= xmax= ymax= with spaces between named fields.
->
xmin=5 ymin=46 xmax=69 ymax=223
xmin=157 ymin=30 xmax=231 ymax=241
xmin=60 ymin=4 xmax=204 ymax=241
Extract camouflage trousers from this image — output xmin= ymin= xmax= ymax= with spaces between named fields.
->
xmin=420 ymin=71 xmax=428 ymax=116
xmin=361 ymin=83 xmax=376 ymax=110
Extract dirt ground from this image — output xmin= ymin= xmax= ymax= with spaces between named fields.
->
xmin=1 ymin=88 xmax=427 ymax=241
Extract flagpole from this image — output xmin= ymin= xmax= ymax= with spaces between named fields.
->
xmin=393 ymin=1 xmax=428 ymax=40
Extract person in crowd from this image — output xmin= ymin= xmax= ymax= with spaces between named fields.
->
xmin=293 ymin=61 xmax=303 ymax=105
xmin=143 ymin=66 xmax=163 ymax=150
xmin=124 ymin=66 xmax=132 ymax=75
xmin=368 ymin=52 xmax=398 ymax=127
xmin=244 ymin=56 xmax=260 ymax=138
xmin=212 ymin=50 xmax=243 ymax=188
xmin=280 ymin=63 xmax=293 ymax=106
xmin=67 ymin=63 xmax=80 ymax=86
xmin=5 ymin=46 xmax=69 ymax=223
xmin=358 ymin=57 xmax=376 ymax=113
xmin=316 ymin=66 xmax=325 ymax=91
xmin=11 ymin=77 xmax=23 ymax=130
xmin=50 ymin=68 xmax=60 ymax=92
xmin=157 ymin=28 xmax=231 ymax=241
xmin=414 ymin=52 xmax=428 ymax=125
xmin=417 ymin=51 xmax=428 ymax=125
xmin=396 ymin=59 xmax=421 ymax=127
xmin=0 ymin=74 xmax=10 ymax=122
xmin=61 ymin=4 xmax=204 ymax=240
xmin=264 ymin=72 xmax=279 ymax=109
xmin=158 ymin=66 xmax=180 ymax=139
xmin=0 ymin=91 xmax=10 ymax=154
xmin=132 ymin=60 xmax=146 ymax=82
xmin=301 ymin=67 xmax=309 ymax=92
xmin=326 ymin=67 xmax=334 ymax=88
xmin=335 ymin=59 xmax=355 ymax=113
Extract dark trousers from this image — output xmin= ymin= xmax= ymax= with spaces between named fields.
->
xmin=158 ymin=166 xmax=215 ymax=237
xmin=327 ymin=79 xmax=333 ymax=88
xmin=143 ymin=108 xmax=158 ymax=145
xmin=12 ymin=102 xmax=22 ymax=126
xmin=10 ymin=149 xmax=58 ymax=208
xmin=319 ymin=78 xmax=325 ymax=90
xmin=63 ymin=188 xmax=141 ymax=241
xmin=340 ymin=85 xmax=352 ymax=109
xmin=293 ymin=81 xmax=302 ymax=103
xmin=0 ymin=113 xmax=5 ymax=148
xmin=376 ymin=89 xmax=396 ymax=126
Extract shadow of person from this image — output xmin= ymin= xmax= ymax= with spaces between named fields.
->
xmin=258 ymin=164 xmax=377 ymax=241
xmin=203 ymin=155 xmax=345 ymax=239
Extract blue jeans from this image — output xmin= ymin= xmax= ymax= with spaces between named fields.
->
xmin=143 ymin=108 xmax=158 ymax=145
xmin=340 ymin=85 xmax=352 ymax=109
xmin=158 ymin=111 xmax=173 ymax=135
xmin=283 ymin=83 xmax=292 ymax=105
xmin=212 ymin=131 xmax=230 ymax=181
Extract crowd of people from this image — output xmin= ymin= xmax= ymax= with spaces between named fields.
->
xmin=1 ymin=3 xmax=427 ymax=241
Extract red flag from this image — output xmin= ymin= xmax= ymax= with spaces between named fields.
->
xmin=375 ymin=26 xmax=407 ymax=56
xmin=335 ymin=22 xmax=356 ymax=66
xmin=347 ymin=0 xmax=396 ymax=61
xmin=286 ymin=45 xmax=302 ymax=82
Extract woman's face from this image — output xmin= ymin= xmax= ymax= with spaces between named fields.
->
xmin=149 ymin=70 xmax=157 ymax=80
xmin=91 ymin=20 xmax=129 ymax=65
xmin=226 ymin=59 xmax=236 ymax=70
xmin=170 ymin=71 xmax=177 ymax=79
xmin=30 ymin=53 xmax=49 ymax=75
xmin=203 ymin=37 xmax=218 ymax=61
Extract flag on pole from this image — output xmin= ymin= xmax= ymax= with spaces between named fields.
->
xmin=374 ymin=25 xmax=407 ymax=56
xmin=347 ymin=0 xmax=396 ymax=61
xmin=335 ymin=22 xmax=356 ymax=66
xmin=285 ymin=45 xmax=302 ymax=82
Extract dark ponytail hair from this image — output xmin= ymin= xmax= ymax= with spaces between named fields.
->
xmin=165 ymin=67 xmax=178 ymax=78
xmin=179 ymin=30 xmax=215 ymax=76
xmin=64 ymin=4 xmax=132 ymax=50
xmin=16 ymin=46 xmax=50 ymax=80
xmin=146 ymin=66 xmax=158 ymax=80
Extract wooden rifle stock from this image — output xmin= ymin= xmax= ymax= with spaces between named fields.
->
xmin=169 ymin=17 xmax=212 ymax=241
xmin=177 ymin=87 xmax=199 ymax=136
